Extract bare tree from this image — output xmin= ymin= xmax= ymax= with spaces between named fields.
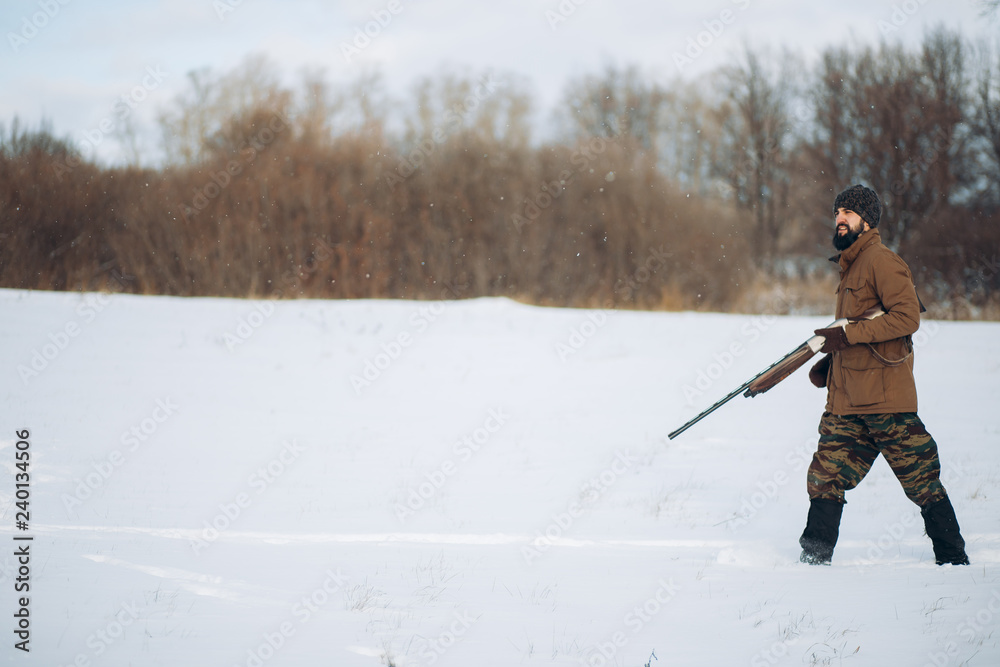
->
xmin=558 ymin=64 xmax=666 ymax=151
xmin=970 ymin=38 xmax=1000 ymax=205
xmin=656 ymin=79 xmax=724 ymax=198
xmin=113 ymin=113 xmax=143 ymax=167
xmin=712 ymin=44 xmax=801 ymax=265
xmin=805 ymin=29 xmax=971 ymax=253
xmin=158 ymin=54 xmax=292 ymax=165
xmin=403 ymin=70 xmax=532 ymax=148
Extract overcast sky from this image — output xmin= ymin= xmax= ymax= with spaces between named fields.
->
xmin=1 ymin=0 xmax=995 ymax=165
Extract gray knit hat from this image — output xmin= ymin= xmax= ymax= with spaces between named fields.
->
xmin=833 ymin=184 xmax=881 ymax=227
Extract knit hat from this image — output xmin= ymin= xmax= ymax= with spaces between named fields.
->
xmin=833 ymin=184 xmax=881 ymax=227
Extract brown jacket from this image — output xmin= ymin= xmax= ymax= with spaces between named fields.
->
xmin=825 ymin=228 xmax=921 ymax=414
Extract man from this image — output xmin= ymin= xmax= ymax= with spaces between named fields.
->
xmin=799 ymin=184 xmax=969 ymax=566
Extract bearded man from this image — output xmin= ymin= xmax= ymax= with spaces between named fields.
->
xmin=799 ymin=184 xmax=969 ymax=566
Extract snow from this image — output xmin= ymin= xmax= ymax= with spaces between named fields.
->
xmin=2 ymin=288 xmax=999 ymax=667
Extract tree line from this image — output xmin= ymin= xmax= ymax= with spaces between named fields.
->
xmin=2 ymin=27 xmax=998 ymax=318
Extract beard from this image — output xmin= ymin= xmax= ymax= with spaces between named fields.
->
xmin=832 ymin=226 xmax=863 ymax=251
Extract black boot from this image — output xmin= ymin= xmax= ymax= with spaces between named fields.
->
xmin=921 ymin=496 xmax=970 ymax=566
xmin=799 ymin=498 xmax=844 ymax=565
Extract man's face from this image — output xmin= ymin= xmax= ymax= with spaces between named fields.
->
xmin=832 ymin=207 xmax=869 ymax=251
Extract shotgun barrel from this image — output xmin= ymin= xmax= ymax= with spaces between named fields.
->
xmin=667 ymin=307 xmax=884 ymax=440
xmin=666 ymin=339 xmax=811 ymax=440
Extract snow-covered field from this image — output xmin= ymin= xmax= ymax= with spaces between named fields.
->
xmin=2 ymin=288 xmax=999 ymax=667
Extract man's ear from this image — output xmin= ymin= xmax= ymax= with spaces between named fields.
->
xmin=862 ymin=221 xmax=871 ymax=232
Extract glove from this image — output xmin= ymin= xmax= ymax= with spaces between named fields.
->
xmin=808 ymin=354 xmax=831 ymax=388
xmin=814 ymin=325 xmax=849 ymax=354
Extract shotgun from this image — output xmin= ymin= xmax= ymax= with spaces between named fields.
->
xmin=667 ymin=307 xmax=884 ymax=440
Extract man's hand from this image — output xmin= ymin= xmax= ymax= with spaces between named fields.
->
xmin=815 ymin=325 xmax=850 ymax=354
xmin=809 ymin=354 xmax=831 ymax=388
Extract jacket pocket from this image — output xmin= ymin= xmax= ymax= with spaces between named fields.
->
xmin=840 ymin=350 xmax=886 ymax=407
xmin=839 ymin=276 xmax=879 ymax=320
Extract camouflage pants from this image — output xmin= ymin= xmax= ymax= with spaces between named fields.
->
xmin=806 ymin=412 xmax=947 ymax=507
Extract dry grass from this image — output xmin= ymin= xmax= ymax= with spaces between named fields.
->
xmin=3 ymin=40 xmax=998 ymax=319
